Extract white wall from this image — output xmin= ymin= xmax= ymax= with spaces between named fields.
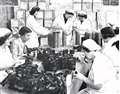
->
xmin=100 ymin=5 xmax=120 ymax=27
xmin=50 ymin=0 xmax=120 ymax=28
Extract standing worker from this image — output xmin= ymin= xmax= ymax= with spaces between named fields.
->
xmin=52 ymin=10 xmax=75 ymax=46
xmin=73 ymin=11 xmax=92 ymax=45
xmin=26 ymin=6 xmax=51 ymax=48
xmin=11 ymin=26 xmax=32 ymax=62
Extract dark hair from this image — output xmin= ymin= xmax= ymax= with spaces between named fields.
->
xmin=100 ymin=27 xmax=115 ymax=39
xmin=65 ymin=10 xmax=74 ymax=15
xmin=29 ymin=6 xmax=40 ymax=15
xmin=0 ymin=33 xmax=11 ymax=46
xmin=78 ymin=14 xmax=87 ymax=19
xmin=82 ymin=46 xmax=90 ymax=52
xmin=19 ymin=26 xmax=32 ymax=36
xmin=114 ymin=27 xmax=119 ymax=35
xmin=73 ymin=45 xmax=90 ymax=52
xmin=112 ymin=41 xmax=119 ymax=50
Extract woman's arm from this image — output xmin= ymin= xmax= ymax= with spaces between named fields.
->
xmin=75 ymin=72 xmax=102 ymax=90
xmin=28 ymin=17 xmax=51 ymax=36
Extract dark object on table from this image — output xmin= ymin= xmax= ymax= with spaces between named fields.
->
xmin=37 ymin=48 xmax=76 ymax=71
xmin=3 ymin=60 xmax=66 ymax=94
xmin=3 ymin=48 xmax=77 ymax=94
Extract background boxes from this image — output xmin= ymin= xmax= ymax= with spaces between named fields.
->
xmin=10 ymin=19 xmax=19 ymax=33
xmin=72 ymin=2 xmax=81 ymax=11
xmin=36 ymin=9 xmax=55 ymax=27
xmin=44 ymin=19 xmax=53 ymax=28
xmin=36 ymin=18 xmax=44 ymax=26
xmin=44 ymin=10 xmax=54 ymax=19
xmin=44 ymin=10 xmax=55 ymax=28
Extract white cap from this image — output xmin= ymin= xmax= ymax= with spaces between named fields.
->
xmin=77 ymin=11 xmax=87 ymax=15
xmin=0 ymin=28 xmax=11 ymax=37
xmin=83 ymin=39 xmax=101 ymax=51
xmin=65 ymin=9 xmax=74 ymax=15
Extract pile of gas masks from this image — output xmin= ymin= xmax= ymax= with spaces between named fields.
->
xmin=37 ymin=48 xmax=76 ymax=71
xmin=3 ymin=61 xmax=66 ymax=94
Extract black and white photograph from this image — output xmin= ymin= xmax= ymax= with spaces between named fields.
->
xmin=0 ymin=0 xmax=120 ymax=94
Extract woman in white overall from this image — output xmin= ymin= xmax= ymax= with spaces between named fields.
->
xmin=74 ymin=39 xmax=117 ymax=94
xmin=52 ymin=10 xmax=75 ymax=46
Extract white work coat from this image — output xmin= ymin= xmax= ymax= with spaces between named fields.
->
xmin=0 ymin=46 xmax=14 ymax=82
xmin=73 ymin=18 xmax=92 ymax=35
xmin=88 ymin=52 xmax=118 ymax=94
xmin=26 ymin=15 xmax=50 ymax=48
xmin=53 ymin=15 xmax=75 ymax=46
xmin=102 ymin=36 xmax=120 ymax=93
xmin=102 ymin=36 xmax=120 ymax=68
xmin=73 ymin=18 xmax=92 ymax=45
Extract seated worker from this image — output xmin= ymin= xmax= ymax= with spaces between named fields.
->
xmin=11 ymin=26 xmax=32 ymax=63
xmin=73 ymin=39 xmax=117 ymax=94
xmin=0 ymin=28 xmax=14 ymax=83
xmin=52 ymin=9 xmax=75 ymax=46
xmin=70 ymin=39 xmax=100 ymax=94
xmin=73 ymin=11 xmax=92 ymax=45
xmin=26 ymin=6 xmax=52 ymax=48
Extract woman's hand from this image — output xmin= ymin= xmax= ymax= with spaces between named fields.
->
xmin=73 ymin=71 xmax=86 ymax=81
xmin=74 ymin=71 xmax=102 ymax=90
xmin=94 ymin=84 xmax=102 ymax=90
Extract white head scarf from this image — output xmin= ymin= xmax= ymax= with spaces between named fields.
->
xmin=83 ymin=39 xmax=101 ymax=51
xmin=77 ymin=10 xmax=87 ymax=15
